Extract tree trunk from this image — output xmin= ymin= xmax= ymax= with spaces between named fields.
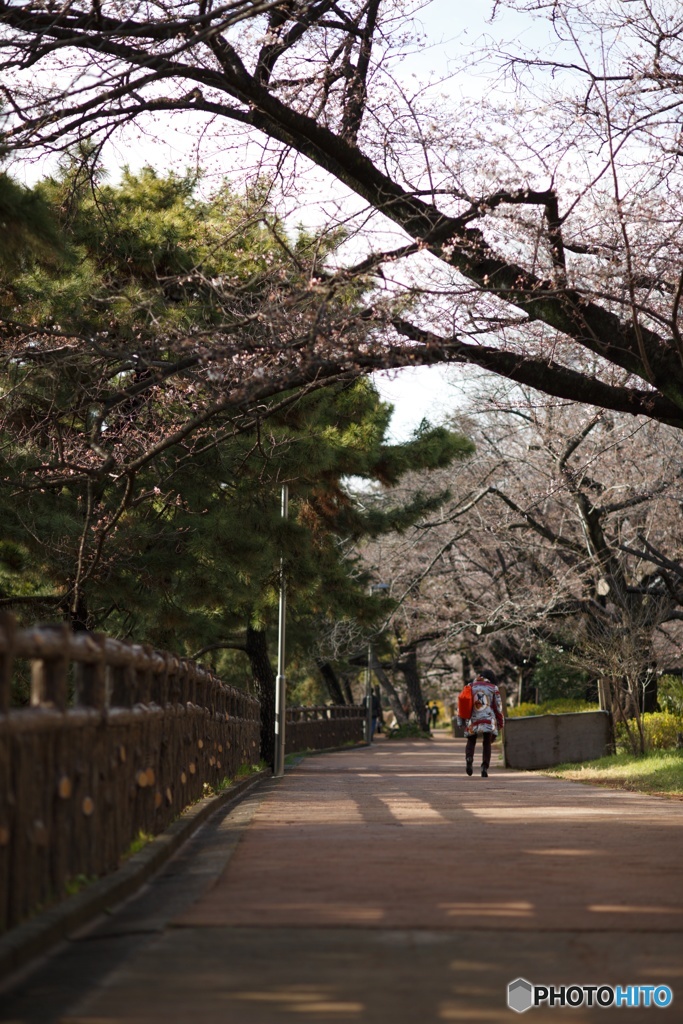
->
xmin=62 ymin=589 xmax=91 ymax=632
xmin=341 ymin=674 xmax=355 ymax=705
xmin=610 ymin=676 xmax=646 ymax=755
xmin=641 ymin=666 xmax=658 ymax=713
xmin=370 ymin=653 xmax=408 ymax=724
xmin=399 ymin=648 xmax=429 ymax=732
xmin=317 ymin=660 xmax=346 ymax=705
xmin=245 ymin=625 xmax=276 ymax=770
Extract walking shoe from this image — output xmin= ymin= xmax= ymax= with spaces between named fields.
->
xmin=466 ymin=760 xmax=473 ymax=776
xmin=481 ymin=767 xmax=488 ymax=778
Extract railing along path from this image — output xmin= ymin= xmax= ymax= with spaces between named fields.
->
xmin=0 ymin=617 xmax=260 ymax=932
xmin=286 ymin=704 xmax=364 ymax=753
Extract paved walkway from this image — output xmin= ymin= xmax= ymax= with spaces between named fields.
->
xmin=1 ymin=735 xmax=682 ymax=1022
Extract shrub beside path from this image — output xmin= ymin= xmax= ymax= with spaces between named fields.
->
xmin=1 ymin=734 xmax=682 ymax=1022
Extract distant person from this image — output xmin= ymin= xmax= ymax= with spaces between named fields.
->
xmin=458 ymin=669 xmax=504 ymax=778
xmin=363 ymin=690 xmax=382 ymax=741
xmin=375 ymin=687 xmax=385 ymax=734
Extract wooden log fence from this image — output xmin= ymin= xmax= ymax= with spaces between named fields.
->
xmin=285 ymin=705 xmax=365 ymax=753
xmin=0 ymin=617 xmax=260 ymax=933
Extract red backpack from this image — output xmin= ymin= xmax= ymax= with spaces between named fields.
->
xmin=457 ymin=683 xmax=474 ymax=720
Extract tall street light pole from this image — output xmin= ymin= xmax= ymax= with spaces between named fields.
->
xmin=366 ymin=583 xmax=389 ymax=745
xmin=365 ymin=641 xmax=373 ymax=745
xmin=274 ymin=484 xmax=288 ymax=778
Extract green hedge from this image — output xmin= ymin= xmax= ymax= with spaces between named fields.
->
xmin=507 ymin=699 xmax=599 ymax=718
xmin=615 ymin=710 xmax=683 ymax=752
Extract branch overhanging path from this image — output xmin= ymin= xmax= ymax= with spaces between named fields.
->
xmin=3 ymin=1 xmax=683 ymax=425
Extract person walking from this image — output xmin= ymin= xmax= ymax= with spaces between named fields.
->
xmin=459 ymin=669 xmax=504 ymax=778
xmin=363 ymin=689 xmax=382 ymax=741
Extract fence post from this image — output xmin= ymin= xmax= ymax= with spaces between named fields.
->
xmin=31 ymin=623 xmax=70 ymax=711
xmin=135 ymin=645 xmax=153 ymax=705
xmin=110 ymin=656 xmax=136 ymax=708
xmin=74 ymin=633 xmax=106 ymax=710
xmin=0 ymin=613 xmax=16 ymax=715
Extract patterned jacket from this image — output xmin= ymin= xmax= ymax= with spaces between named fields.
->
xmin=463 ymin=676 xmax=504 ymax=736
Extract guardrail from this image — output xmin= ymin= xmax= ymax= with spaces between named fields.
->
xmin=286 ymin=705 xmax=365 ymax=753
xmin=0 ymin=617 xmax=261 ymax=932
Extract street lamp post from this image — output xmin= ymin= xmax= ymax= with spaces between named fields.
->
xmin=274 ymin=484 xmax=288 ymax=778
xmin=365 ymin=583 xmax=389 ymax=744
xmin=365 ymin=641 xmax=373 ymax=745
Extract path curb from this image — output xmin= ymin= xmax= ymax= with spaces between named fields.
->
xmin=289 ymin=741 xmax=368 ymax=759
xmin=0 ymin=769 xmax=269 ymax=981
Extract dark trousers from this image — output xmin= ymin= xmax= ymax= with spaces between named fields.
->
xmin=466 ymin=733 xmax=493 ymax=769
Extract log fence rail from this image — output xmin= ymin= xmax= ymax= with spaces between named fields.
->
xmin=286 ymin=704 xmax=365 ymax=753
xmin=0 ymin=618 xmax=366 ymax=934
xmin=0 ymin=616 xmax=260 ymax=932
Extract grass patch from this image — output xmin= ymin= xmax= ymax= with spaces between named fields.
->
xmin=64 ymin=873 xmax=97 ymax=897
xmin=236 ymin=760 xmax=267 ymax=777
xmin=202 ymin=777 xmax=233 ymax=797
xmin=120 ymin=829 xmax=154 ymax=862
xmin=386 ymin=723 xmax=431 ymax=740
xmin=203 ymin=760 xmax=266 ymax=797
xmin=544 ymin=748 xmax=683 ymax=797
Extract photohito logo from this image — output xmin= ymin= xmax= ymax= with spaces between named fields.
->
xmin=507 ymin=979 xmax=673 ymax=1013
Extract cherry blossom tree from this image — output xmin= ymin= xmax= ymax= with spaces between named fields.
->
xmin=3 ymin=2 xmax=683 ymax=424
xmin=360 ymin=386 xmax=683 ymax=748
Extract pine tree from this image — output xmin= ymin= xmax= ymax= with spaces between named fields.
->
xmin=0 ymin=162 xmax=474 ymax=763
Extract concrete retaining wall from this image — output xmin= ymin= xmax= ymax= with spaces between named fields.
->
xmin=503 ymin=711 xmax=612 ymax=769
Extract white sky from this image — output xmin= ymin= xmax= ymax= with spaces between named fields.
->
xmin=373 ymin=365 xmax=456 ymax=440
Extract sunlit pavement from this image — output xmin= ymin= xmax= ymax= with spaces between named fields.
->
xmin=2 ymin=734 xmax=682 ymax=1023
